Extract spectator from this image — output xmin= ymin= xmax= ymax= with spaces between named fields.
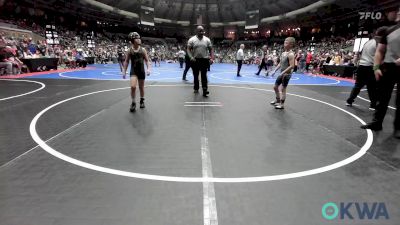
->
xmin=75 ymin=51 xmax=87 ymax=68
xmin=306 ymin=51 xmax=313 ymax=72
xmin=333 ymin=52 xmax=342 ymax=65
xmin=0 ymin=47 xmax=13 ymax=75
xmin=27 ymin=38 xmax=37 ymax=54
xmin=65 ymin=51 xmax=76 ymax=68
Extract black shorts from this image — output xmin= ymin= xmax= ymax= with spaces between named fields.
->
xmin=275 ymin=74 xmax=291 ymax=87
xmin=130 ymin=66 xmax=146 ymax=80
xmin=267 ymin=60 xmax=274 ymax=67
xmin=130 ymin=72 xmax=146 ymax=80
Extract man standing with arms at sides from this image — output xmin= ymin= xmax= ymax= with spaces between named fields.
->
xmin=117 ymin=46 xmax=125 ymax=73
xmin=187 ymin=26 xmax=214 ymax=97
xmin=361 ymin=8 xmax=400 ymax=138
xmin=270 ymin=37 xmax=296 ymax=109
xmin=177 ymin=48 xmax=185 ymax=68
xmin=236 ymin=44 xmax=244 ymax=77
xmin=255 ymin=45 xmax=268 ymax=76
xmin=266 ymin=52 xmax=275 ymax=76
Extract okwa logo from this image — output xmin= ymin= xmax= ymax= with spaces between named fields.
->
xmin=322 ymin=202 xmax=389 ymax=220
xmin=359 ymin=12 xmax=382 ymax=20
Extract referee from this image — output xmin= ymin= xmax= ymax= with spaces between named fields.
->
xmin=236 ymin=44 xmax=244 ymax=77
xmin=361 ymin=9 xmax=400 ymax=138
xmin=177 ymin=48 xmax=185 ymax=68
xmin=346 ymin=30 xmax=380 ymax=109
xmin=255 ymin=45 xmax=268 ymax=76
xmin=187 ymin=26 xmax=214 ymax=97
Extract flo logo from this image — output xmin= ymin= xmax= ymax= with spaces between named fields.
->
xmin=359 ymin=12 xmax=382 ymax=20
xmin=322 ymin=202 xmax=389 ymax=220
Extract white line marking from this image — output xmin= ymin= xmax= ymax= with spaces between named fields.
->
xmin=371 ymin=88 xmax=399 ymax=92
xmin=358 ymin=90 xmax=396 ymax=110
xmin=59 ymin=71 xmax=181 ymax=81
xmin=185 ymin=102 xmax=221 ymax=104
xmin=29 ymin=84 xmax=373 ymax=182
xmin=201 ymin=107 xmax=219 ymax=225
xmin=209 ymin=72 xmax=341 ymax=86
xmin=0 ymin=79 xmax=45 ymax=101
xmin=59 ymin=71 xmax=126 ymax=81
xmin=185 ymin=105 xmax=223 ymax=107
xmin=102 ymin=71 xmax=161 ymax=76
xmin=59 ymin=67 xmax=340 ymax=85
xmin=0 ymin=110 xmax=104 ymax=170
xmin=241 ymin=73 xmax=300 ymax=81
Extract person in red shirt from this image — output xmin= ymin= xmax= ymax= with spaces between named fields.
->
xmin=306 ymin=51 xmax=312 ymax=72
xmin=3 ymin=46 xmax=22 ymax=74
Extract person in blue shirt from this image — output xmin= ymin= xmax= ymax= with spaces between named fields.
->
xmin=75 ymin=51 xmax=87 ymax=68
xmin=27 ymin=38 xmax=37 ymax=54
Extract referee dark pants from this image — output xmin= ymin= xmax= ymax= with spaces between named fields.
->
xmin=256 ymin=60 xmax=267 ymax=75
xmin=237 ymin=60 xmax=243 ymax=76
xmin=192 ymin=58 xmax=209 ymax=91
xmin=182 ymin=60 xmax=191 ymax=80
xmin=179 ymin=58 xmax=184 ymax=68
xmin=372 ymin=63 xmax=400 ymax=129
xmin=347 ymin=65 xmax=377 ymax=107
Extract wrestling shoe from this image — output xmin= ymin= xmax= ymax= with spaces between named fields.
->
xmin=130 ymin=102 xmax=136 ymax=112
xmin=140 ymin=98 xmax=145 ymax=108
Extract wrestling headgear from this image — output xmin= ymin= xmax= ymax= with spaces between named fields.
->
xmin=128 ymin=32 xmax=141 ymax=41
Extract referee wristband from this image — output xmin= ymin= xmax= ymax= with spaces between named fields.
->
xmin=373 ymin=65 xmax=380 ymax=71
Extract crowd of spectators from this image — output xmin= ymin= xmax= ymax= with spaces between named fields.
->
xmin=1 ymin=17 xmax=359 ymax=76
xmin=207 ymin=37 xmax=357 ymax=78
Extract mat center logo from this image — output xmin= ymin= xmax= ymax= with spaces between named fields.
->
xmin=322 ymin=202 xmax=389 ymax=220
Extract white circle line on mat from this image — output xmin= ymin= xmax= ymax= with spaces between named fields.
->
xmin=0 ymin=79 xmax=45 ymax=101
xmin=101 ymin=71 xmax=161 ymax=76
xmin=240 ymin=73 xmax=300 ymax=81
xmin=210 ymin=72 xmax=340 ymax=86
xmin=358 ymin=89 xmax=396 ymax=110
xmin=29 ymin=84 xmax=372 ymax=183
xmin=59 ymin=71 xmax=182 ymax=81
